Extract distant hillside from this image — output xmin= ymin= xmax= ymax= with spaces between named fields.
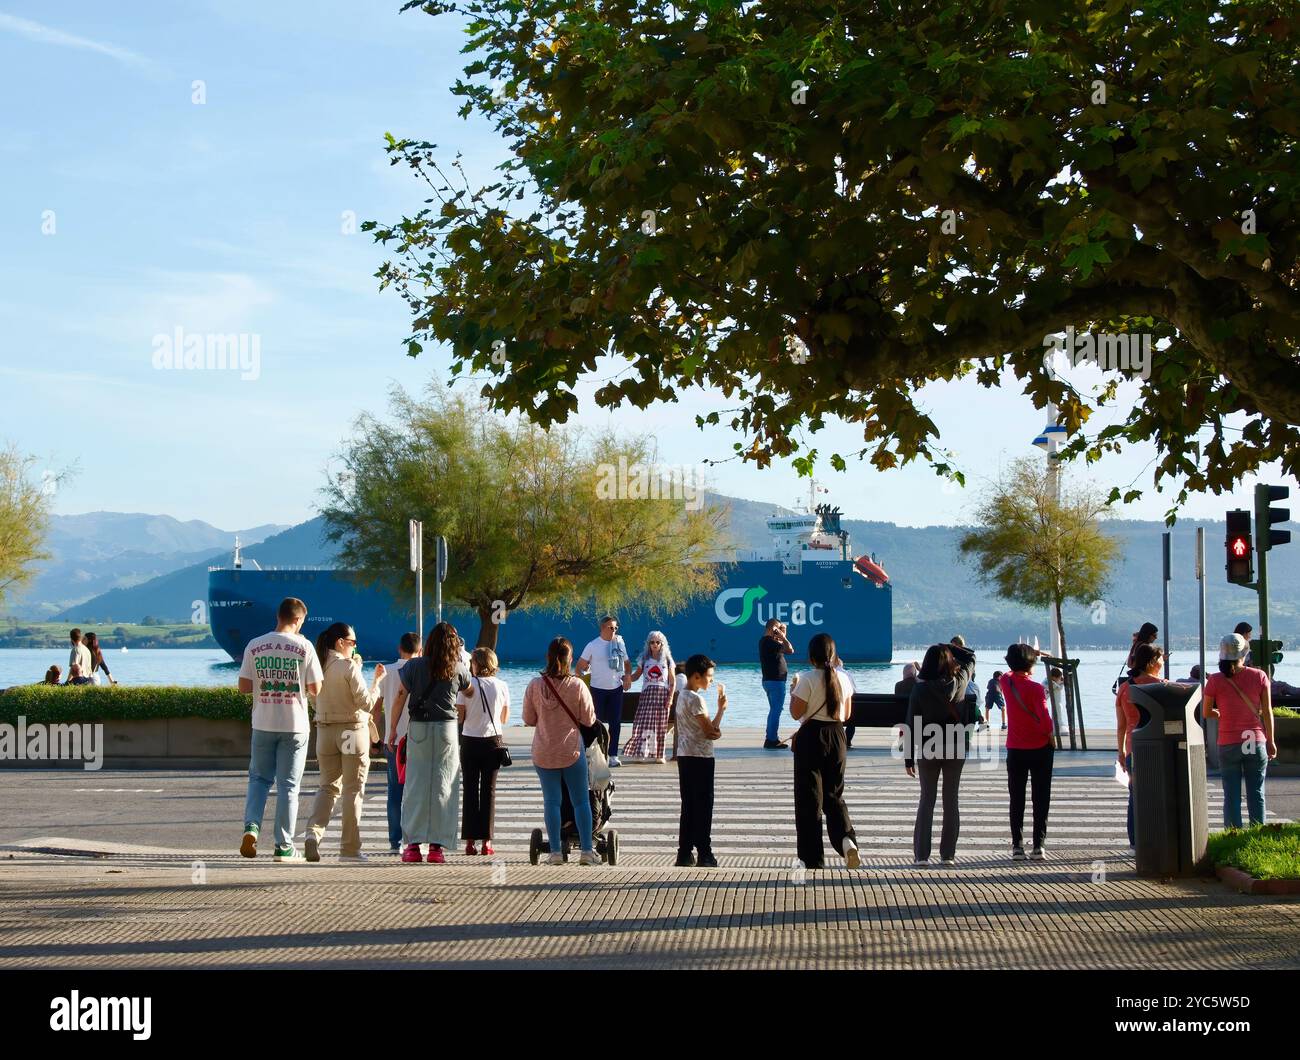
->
xmin=4 ymin=513 xmax=289 ymax=619
xmin=54 ymin=518 xmax=335 ymax=625
xmin=36 ymin=501 xmax=1300 ymax=651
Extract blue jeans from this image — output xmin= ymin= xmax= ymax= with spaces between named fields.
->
xmin=536 ymin=755 xmax=593 ymax=853
xmin=386 ymin=745 xmax=404 ymax=849
xmin=244 ymin=729 xmax=310 ymax=851
xmin=762 ymin=680 xmax=786 ymax=743
xmin=591 ymin=685 xmax=624 ymax=754
xmin=1219 ymin=741 xmax=1268 ymax=828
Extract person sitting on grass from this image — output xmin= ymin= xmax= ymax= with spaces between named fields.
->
xmin=65 ymin=664 xmax=93 ymax=686
xmin=43 ymin=665 xmax=62 ymax=685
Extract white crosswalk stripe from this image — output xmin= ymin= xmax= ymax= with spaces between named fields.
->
xmin=299 ymin=758 xmax=1285 ymax=860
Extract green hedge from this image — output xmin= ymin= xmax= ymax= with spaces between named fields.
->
xmin=1207 ymin=823 xmax=1300 ymax=881
xmin=0 ymin=685 xmax=252 ymax=725
xmin=1275 ymin=706 xmax=1300 ymax=719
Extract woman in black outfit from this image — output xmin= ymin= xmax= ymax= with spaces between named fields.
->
xmin=905 ymin=641 xmax=978 ymax=865
xmin=790 ymin=633 xmax=859 ymax=870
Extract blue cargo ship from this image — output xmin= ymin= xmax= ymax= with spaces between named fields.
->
xmin=208 ymin=503 xmax=892 ymax=663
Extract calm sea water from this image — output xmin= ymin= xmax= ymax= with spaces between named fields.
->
xmin=1 ymin=646 xmax=1233 ymax=733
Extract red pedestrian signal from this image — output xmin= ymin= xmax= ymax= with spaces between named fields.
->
xmin=1225 ymin=509 xmax=1254 ymax=585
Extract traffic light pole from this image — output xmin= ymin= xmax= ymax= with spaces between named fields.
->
xmin=1256 ymin=519 xmax=1270 ymax=677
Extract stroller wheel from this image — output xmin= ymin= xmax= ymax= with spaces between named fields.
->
xmin=529 ymin=828 xmax=543 ymax=866
xmin=606 ymin=830 xmax=619 ymax=866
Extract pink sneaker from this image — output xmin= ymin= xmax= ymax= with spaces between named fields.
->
xmin=427 ymin=845 xmax=446 ymax=864
xmin=465 ymin=841 xmax=478 ymax=856
xmin=481 ymin=842 xmax=494 ymax=857
xmin=401 ymin=844 xmax=422 ymax=863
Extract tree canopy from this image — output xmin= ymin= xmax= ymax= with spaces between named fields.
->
xmin=958 ymin=455 xmax=1118 ymax=661
xmin=319 ymin=387 xmax=726 ymax=648
xmin=0 ymin=445 xmax=54 ymax=609
xmin=370 ymin=0 xmax=1299 ymax=517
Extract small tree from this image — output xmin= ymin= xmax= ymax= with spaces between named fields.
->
xmin=320 ymin=386 xmax=727 ymax=649
xmin=0 ymin=445 xmax=56 ymax=610
xmin=958 ymin=457 xmax=1118 ymax=666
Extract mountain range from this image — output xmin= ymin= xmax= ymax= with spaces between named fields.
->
xmin=15 ymin=497 xmax=1299 ymax=651
xmin=3 ymin=513 xmax=289 ymax=620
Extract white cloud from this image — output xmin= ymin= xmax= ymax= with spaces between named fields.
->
xmin=0 ymin=13 xmax=152 ymax=70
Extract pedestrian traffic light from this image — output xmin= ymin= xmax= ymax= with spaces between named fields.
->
xmin=1249 ymin=638 xmax=1284 ymax=668
xmin=1225 ymin=509 xmax=1253 ymax=584
xmin=1255 ymin=484 xmax=1292 ymax=551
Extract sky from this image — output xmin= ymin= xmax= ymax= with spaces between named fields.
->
xmin=1 ymin=2 xmax=1295 ymax=533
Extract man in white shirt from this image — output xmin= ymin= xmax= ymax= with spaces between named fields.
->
xmin=68 ymin=628 xmax=92 ymax=678
xmin=577 ymin=615 xmax=632 ymax=766
xmin=379 ymin=632 xmax=421 ymax=852
xmin=237 ymin=597 xmax=323 ymax=863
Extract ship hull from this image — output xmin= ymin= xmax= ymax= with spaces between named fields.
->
xmin=209 ymin=560 xmax=892 ymax=664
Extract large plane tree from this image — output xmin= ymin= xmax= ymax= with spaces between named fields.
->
xmin=369 ymin=0 xmax=1300 ymax=515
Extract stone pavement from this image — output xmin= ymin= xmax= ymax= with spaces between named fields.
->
xmin=0 ymin=729 xmax=1296 ymax=970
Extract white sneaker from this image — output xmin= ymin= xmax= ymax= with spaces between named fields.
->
xmin=941 ymin=857 xmax=956 ymax=866
xmin=546 ymin=853 xmax=564 ymax=865
xmin=578 ymin=850 xmax=602 ymax=866
xmin=913 ymin=857 xmax=930 ymax=866
xmin=654 ymin=757 xmax=667 ymax=764
xmin=1029 ymin=846 xmax=1046 ymax=861
xmin=339 ymin=853 xmax=369 ymax=863
xmin=843 ymin=839 xmax=860 ymax=870
xmin=609 ymin=756 xmax=622 ymax=768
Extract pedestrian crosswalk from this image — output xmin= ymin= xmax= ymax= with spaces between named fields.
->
xmin=300 ymin=754 xmax=1285 ymax=863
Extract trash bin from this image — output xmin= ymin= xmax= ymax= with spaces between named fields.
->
xmin=1128 ymin=681 xmax=1209 ymax=877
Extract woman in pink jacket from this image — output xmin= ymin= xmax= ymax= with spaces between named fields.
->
xmin=999 ymin=643 xmax=1055 ymax=861
xmin=523 ymin=637 xmax=601 ymax=866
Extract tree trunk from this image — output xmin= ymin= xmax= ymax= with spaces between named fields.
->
xmin=475 ymin=606 xmax=501 ymax=651
xmin=1054 ymin=598 xmax=1071 ymax=750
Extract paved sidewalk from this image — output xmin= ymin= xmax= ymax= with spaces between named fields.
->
xmin=0 ymin=730 xmax=1296 ymax=969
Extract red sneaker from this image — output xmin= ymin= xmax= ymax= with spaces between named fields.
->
xmin=427 ymin=845 xmax=446 ymax=864
xmin=481 ymin=842 xmax=494 ymax=857
xmin=401 ymin=844 xmax=422 ymax=863
xmin=465 ymin=841 xmax=478 ymax=856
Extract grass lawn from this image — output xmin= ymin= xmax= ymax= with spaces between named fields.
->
xmin=1207 ymin=823 xmax=1300 ymax=880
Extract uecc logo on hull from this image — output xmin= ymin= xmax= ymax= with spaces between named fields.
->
xmin=715 ymin=587 xmax=823 ymax=628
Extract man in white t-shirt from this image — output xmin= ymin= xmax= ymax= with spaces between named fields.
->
xmin=68 ymin=628 xmax=92 ymax=679
xmin=379 ymin=631 xmax=421 ymax=852
xmin=237 ymin=597 xmax=323 ymax=863
xmin=576 ymin=615 xmax=632 ymax=766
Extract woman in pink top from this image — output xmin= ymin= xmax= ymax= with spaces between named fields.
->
xmin=1203 ymin=633 xmax=1276 ymax=828
xmin=999 ymin=643 xmax=1054 ymax=860
xmin=523 ymin=637 xmax=601 ymax=865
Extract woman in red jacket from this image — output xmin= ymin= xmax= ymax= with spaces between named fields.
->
xmin=999 ymin=643 xmax=1055 ymax=861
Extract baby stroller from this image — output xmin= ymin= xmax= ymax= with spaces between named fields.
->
xmin=529 ymin=722 xmax=620 ymax=865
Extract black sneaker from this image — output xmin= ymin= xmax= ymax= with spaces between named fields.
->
xmin=674 ymin=851 xmax=695 ymax=867
xmin=696 ymin=852 xmax=719 ymax=868
xmin=763 ymin=739 xmax=789 ymax=750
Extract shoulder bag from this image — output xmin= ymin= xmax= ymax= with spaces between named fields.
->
xmin=1223 ymin=674 xmax=1265 ymax=723
xmin=478 ymin=677 xmax=512 ymax=768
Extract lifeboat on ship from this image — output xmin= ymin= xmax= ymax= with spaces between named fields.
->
xmin=854 ymin=554 xmax=890 ymax=586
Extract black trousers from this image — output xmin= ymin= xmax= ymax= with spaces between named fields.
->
xmin=1006 ymin=744 xmax=1054 ymax=848
xmin=677 ymin=756 xmax=715 ymax=856
xmin=460 ymin=735 xmax=500 ymax=840
xmin=793 ymin=722 xmax=855 ymax=868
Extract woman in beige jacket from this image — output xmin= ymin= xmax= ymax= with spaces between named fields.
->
xmin=305 ymin=623 xmax=384 ymax=862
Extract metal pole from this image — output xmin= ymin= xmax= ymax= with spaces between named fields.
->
xmin=1256 ymin=489 xmax=1271 ymax=677
xmin=1196 ymin=527 xmax=1206 ymax=697
xmin=1162 ymin=531 xmax=1171 ymax=678
xmin=416 ymin=522 xmax=424 ymax=638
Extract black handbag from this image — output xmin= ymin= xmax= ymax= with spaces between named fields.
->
xmin=479 ymin=677 xmax=512 ymax=768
